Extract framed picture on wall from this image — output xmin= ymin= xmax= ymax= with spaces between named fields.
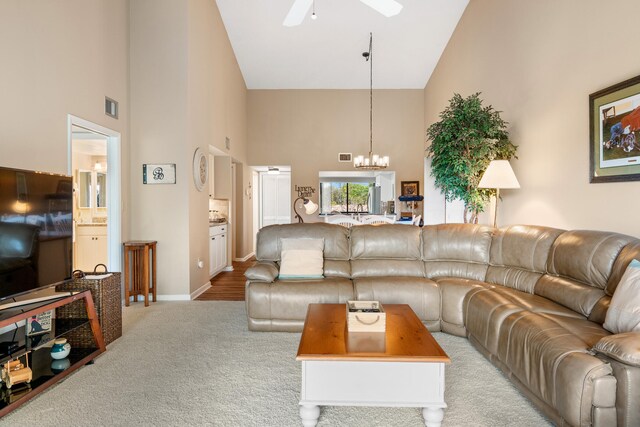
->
xmin=589 ymin=74 xmax=640 ymax=183
xmin=400 ymin=181 xmax=420 ymax=196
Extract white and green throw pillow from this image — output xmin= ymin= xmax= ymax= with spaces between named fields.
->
xmin=278 ymin=238 xmax=324 ymax=279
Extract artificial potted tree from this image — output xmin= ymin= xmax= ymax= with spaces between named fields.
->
xmin=426 ymin=93 xmax=517 ymax=223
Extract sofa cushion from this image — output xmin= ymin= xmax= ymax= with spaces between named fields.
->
xmin=604 ymin=259 xmax=640 ymax=333
xmin=350 ymin=224 xmax=421 ymax=260
xmin=486 ymin=225 xmax=563 ymax=293
xmin=435 ymin=277 xmax=489 ymax=337
xmin=352 ymin=277 xmax=440 ymax=329
xmin=244 ymin=261 xmax=279 ymax=282
xmin=465 ymin=285 xmax=584 ymax=356
xmin=255 ymin=223 xmax=349 ymax=262
xmin=593 ymin=332 xmax=640 ymax=367
xmin=278 ymin=238 xmax=324 ymax=279
xmin=422 ymin=224 xmax=494 ymax=281
xmin=535 ymin=230 xmax=634 ymax=318
xmin=323 ymin=260 xmax=351 ymax=279
xmin=245 ymin=278 xmax=353 ymax=331
xmin=350 ymin=259 xmax=425 ymax=278
xmin=545 ymin=230 xmax=633 ymax=289
xmin=497 ymin=311 xmax=613 ymax=427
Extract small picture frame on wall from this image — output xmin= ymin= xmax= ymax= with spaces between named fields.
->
xmin=143 ymin=163 xmax=176 ymax=185
xmin=589 ymin=74 xmax=640 ymax=183
xmin=400 ymin=181 xmax=420 ymax=196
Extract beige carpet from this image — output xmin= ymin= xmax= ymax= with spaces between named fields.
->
xmin=0 ymin=301 xmax=550 ymax=426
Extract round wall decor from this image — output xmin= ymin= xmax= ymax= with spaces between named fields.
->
xmin=193 ymin=148 xmax=208 ymax=192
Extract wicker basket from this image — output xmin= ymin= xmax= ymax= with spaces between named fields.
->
xmin=55 ymin=273 xmax=122 ymax=347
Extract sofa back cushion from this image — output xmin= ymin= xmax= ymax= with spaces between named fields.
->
xmin=350 ymin=225 xmax=424 ymax=278
xmin=486 ymin=225 xmax=564 ymax=293
xmin=422 ymin=224 xmax=494 ymax=280
xmin=535 ymin=230 xmax=634 ymax=317
xmin=256 ymin=223 xmax=350 ymax=261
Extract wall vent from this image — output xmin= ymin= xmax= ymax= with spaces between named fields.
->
xmin=338 ymin=153 xmax=352 ymax=162
xmin=105 ymin=97 xmax=118 ymax=119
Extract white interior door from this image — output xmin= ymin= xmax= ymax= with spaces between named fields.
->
xmin=260 ymin=172 xmax=291 ymax=227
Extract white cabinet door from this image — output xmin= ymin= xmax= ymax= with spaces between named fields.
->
xmin=75 ymin=226 xmax=108 ymax=271
xmin=218 ymin=233 xmax=227 ymax=270
xmin=209 ymin=232 xmax=218 ymax=276
xmin=209 ymin=225 xmax=227 ymax=276
xmin=75 ymin=236 xmax=108 ymax=271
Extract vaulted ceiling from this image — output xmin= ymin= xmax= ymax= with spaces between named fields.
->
xmin=216 ymin=0 xmax=469 ymax=89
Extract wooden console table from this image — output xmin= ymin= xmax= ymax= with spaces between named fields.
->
xmin=0 ymin=289 xmax=106 ymax=417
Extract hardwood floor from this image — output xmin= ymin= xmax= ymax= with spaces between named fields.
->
xmin=196 ymin=257 xmax=255 ymax=301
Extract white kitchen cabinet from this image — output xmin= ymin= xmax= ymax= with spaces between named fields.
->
xmin=75 ymin=225 xmax=108 ymax=271
xmin=209 ymin=224 xmax=228 ymax=277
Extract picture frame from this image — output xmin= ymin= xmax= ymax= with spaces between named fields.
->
xmin=400 ymin=181 xmax=419 ymax=196
xmin=143 ymin=163 xmax=176 ymax=185
xmin=26 ymin=310 xmax=53 ymax=336
xmin=589 ymin=74 xmax=640 ymax=183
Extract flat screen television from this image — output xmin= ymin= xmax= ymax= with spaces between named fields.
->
xmin=0 ymin=166 xmax=73 ymax=302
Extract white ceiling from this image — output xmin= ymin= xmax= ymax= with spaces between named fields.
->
xmin=216 ymin=0 xmax=469 ymax=89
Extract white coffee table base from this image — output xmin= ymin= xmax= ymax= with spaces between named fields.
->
xmin=299 ymin=360 xmax=446 ymax=427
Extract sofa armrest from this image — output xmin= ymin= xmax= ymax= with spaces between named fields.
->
xmin=245 ymin=261 xmax=279 ymax=283
xmin=593 ymin=332 xmax=640 ymax=367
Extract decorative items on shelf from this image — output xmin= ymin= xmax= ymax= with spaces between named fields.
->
xmin=50 ymin=338 xmax=71 ymax=360
xmin=1 ymin=354 xmax=32 ymax=389
xmin=50 ymin=358 xmax=71 ymax=374
xmin=26 ymin=310 xmax=53 ymax=336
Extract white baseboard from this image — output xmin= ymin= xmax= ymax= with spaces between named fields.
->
xmin=234 ymin=252 xmax=255 ymax=262
xmin=190 ymin=281 xmax=211 ymax=300
xmin=156 ymin=294 xmax=191 ymax=301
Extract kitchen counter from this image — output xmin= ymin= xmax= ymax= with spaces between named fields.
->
xmin=209 ymin=221 xmax=227 ymax=226
xmin=77 ymin=223 xmax=107 ymax=226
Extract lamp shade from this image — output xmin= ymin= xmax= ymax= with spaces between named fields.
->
xmin=478 ymin=160 xmax=520 ymax=189
xmin=303 ymin=200 xmax=318 ymax=215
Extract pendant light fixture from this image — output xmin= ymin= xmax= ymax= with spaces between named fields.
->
xmin=354 ymin=32 xmax=389 ymax=170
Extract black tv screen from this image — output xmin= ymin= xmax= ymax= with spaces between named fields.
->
xmin=0 ymin=166 xmax=73 ymax=301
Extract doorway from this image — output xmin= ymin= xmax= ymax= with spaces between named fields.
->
xmin=67 ymin=115 xmax=122 ymax=273
xmin=255 ymin=166 xmax=291 ymax=228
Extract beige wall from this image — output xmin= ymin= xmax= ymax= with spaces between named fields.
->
xmin=425 ymin=0 xmax=640 ymax=237
xmin=0 ymin=0 xmax=130 ymax=245
xmin=248 ymin=90 xmax=425 ymax=220
xmin=131 ymin=0 xmax=250 ymax=296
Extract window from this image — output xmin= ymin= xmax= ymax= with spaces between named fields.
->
xmin=320 ymin=181 xmax=372 ymax=214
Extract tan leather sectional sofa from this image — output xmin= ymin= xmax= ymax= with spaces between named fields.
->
xmin=245 ymin=223 xmax=640 ymax=427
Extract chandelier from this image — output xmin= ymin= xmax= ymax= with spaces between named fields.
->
xmin=354 ymin=32 xmax=389 ymax=170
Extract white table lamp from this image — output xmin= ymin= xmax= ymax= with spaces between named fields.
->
xmin=478 ymin=160 xmax=520 ymax=227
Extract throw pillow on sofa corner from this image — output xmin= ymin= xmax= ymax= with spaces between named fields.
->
xmin=278 ymin=238 xmax=324 ymax=279
xmin=604 ymin=259 xmax=640 ymax=334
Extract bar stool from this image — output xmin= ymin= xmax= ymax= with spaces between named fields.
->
xmin=123 ymin=240 xmax=157 ymax=307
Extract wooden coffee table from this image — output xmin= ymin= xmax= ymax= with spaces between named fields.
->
xmin=296 ymin=304 xmax=450 ymax=427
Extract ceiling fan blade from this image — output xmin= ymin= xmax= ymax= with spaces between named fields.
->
xmin=359 ymin=0 xmax=403 ymax=17
xmin=283 ymin=0 xmax=313 ymax=27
